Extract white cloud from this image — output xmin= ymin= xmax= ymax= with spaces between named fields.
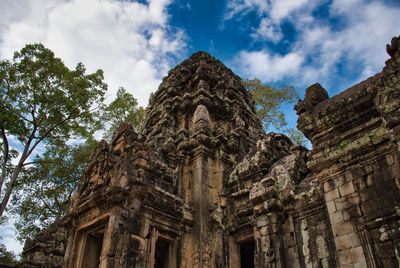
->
xmin=224 ymin=0 xmax=270 ymax=20
xmin=296 ymin=0 xmax=400 ymax=87
xmin=251 ymin=17 xmax=282 ymax=43
xmin=236 ymin=50 xmax=303 ymax=81
xmin=226 ymin=0 xmax=400 ymax=93
xmin=268 ymin=0 xmax=311 ymax=23
xmin=0 ymin=219 xmax=22 ymax=256
xmin=224 ymin=0 xmax=315 ymax=42
xmin=0 ymin=0 xmax=187 ymax=107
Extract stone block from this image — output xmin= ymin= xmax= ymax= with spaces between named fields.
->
xmin=325 ymin=188 xmax=340 ymax=202
xmin=345 ymin=172 xmax=353 ymax=182
xmin=343 ymin=209 xmax=351 ymax=221
xmin=337 ymin=249 xmax=352 ymax=265
xmin=286 ymin=246 xmax=299 ymax=261
xmin=341 ymin=265 xmax=355 ymax=268
xmin=329 ymin=211 xmax=344 ymax=225
xmin=332 ymin=222 xmax=355 ymax=236
xmin=386 ymin=154 xmax=394 ymax=165
xmin=347 ymin=194 xmax=360 ymax=206
xmin=326 ymin=200 xmax=336 ymax=213
xmin=324 ymin=180 xmax=335 ymax=193
xmin=340 ymin=264 xmax=354 ymax=268
xmin=354 ymin=260 xmax=368 ymax=268
xmin=339 ymin=181 xmax=355 ymax=196
xmin=348 ymin=232 xmax=361 ymax=247
xmin=350 ymin=246 xmax=366 ymax=263
xmin=335 ymin=234 xmax=351 ymax=251
xmin=334 ymin=175 xmax=346 ymax=187
xmin=334 ymin=197 xmax=345 ymax=210
xmin=366 ymin=174 xmax=374 ymax=187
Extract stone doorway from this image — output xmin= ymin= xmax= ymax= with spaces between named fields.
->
xmin=239 ymin=240 xmax=255 ymax=268
xmin=154 ymin=238 xmax=171 ymax=268
xmin=78 ymin=224 xmax=107 ymax=268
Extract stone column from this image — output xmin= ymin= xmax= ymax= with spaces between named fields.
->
xmin=250 ymin=180 xmax=285 ymax=268
xmin=254 ymin=212 xmax=284 ymax=268
xmin=322 ymin=171 xmax=367 ymax=267
xmin=149 ymin=228 xmax=158 ymax=268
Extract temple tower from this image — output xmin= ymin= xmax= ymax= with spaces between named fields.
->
xmin=140 ymin=52 xmax=265 ymax=267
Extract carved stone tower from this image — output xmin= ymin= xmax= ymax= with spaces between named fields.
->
xmin=139 ymin=52 xmax=266 ymax=267
xmin=20 ymin=36 xmax=400 ymax=268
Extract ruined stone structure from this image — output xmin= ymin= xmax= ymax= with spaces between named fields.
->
xmin=19 ymin=36 xmax=400 ymax=267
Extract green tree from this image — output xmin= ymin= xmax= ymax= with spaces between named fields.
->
xmin=243 ymin=78 xmax=307 ymax=145
xmin=0 ymin=243 xmax=18 ymax=265
xmin=10 ymin=138 xmax=97 ymax=242
xmin=0 ymin=43 xmax=107 ymax=218
xmin=9 ymin=87 xmax=144 ymax=242
xmin=101 ymin=87 xmax=144 ymax=139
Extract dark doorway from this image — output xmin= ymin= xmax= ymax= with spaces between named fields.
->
xmin=81 ymin=229 xmax=105 ymax=268
xmin=155 ymin=238 xmax=170 ymax=268
xmin=240 ymin=240 xmax=255 ymax=268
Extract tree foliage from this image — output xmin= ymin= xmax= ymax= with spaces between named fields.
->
xmin=10 ymin=138 xmax=97 ymax=242
xmin=11 ymin=87 xmax=144 ymax=241
xmin=0 ymin=43 xmax=107 ymax=218
xmin=0 ymin=243 xmax=18 ymax=265
xmin=243 ymin=78 xmax=307 ymax=145
xmin=101 ymin=87 xmax=144 ymax=139
xmin=1 ymin=46 xmax=144 ymax=241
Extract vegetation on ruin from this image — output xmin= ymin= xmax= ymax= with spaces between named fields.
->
xmin=100 ymin=87 xmax=145 ymax=139
xmin=243 ymin=78 xmax=307 ymax=146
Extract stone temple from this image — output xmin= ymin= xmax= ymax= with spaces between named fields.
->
xmin=19 ymin=35 xmax=400 ymax=267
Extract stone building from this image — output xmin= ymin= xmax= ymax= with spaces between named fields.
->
xmin=19 ymin=35 xmax=400 ymax=267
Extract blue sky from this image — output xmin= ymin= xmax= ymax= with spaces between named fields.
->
xmin=0 ymin=0 xmax=399 ymax=254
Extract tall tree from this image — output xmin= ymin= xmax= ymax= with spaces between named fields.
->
xmin=9 ymin=88 xmax=144 ymax=242
xmin=0 ymin=43 xmax=107 ymax=217
xmin=101 ymin=87 xmax=145 ymax=139
xmin=243 ymin=78 xmax=307 ymax=145
xmin=10 ymin=138 xmax=97 ymax=242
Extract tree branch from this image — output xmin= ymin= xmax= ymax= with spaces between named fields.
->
xmin=26 ymin=108 xmax=79 ymax=158
xmin=0 ymin=127 xmax=10 ymax=196
xmin=22 ymin=161 xmax=37 ymax=167
xmin=39 ymin=185 xmax=59 ymax=216
xmin=8 ymin=106 xmax=34 ymax=125
xmin=0 ymin=125 xmax=37 ymax=217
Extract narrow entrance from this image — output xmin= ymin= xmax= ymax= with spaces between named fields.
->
xmin=240 ymin=240 xmax=255 ymax=268
xmin=81 ymin=229 xmax=105 ymax=268
xmin=154 ymin=238 xmax=170 ymax=268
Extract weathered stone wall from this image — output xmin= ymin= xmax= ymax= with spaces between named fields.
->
xmin=19 ymin=36 xmax=400 ymax=268
xmin=18 ymin=219 xmax=67 ymax=268
xmin=296 ymin=35 xmax=400 ymax=267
